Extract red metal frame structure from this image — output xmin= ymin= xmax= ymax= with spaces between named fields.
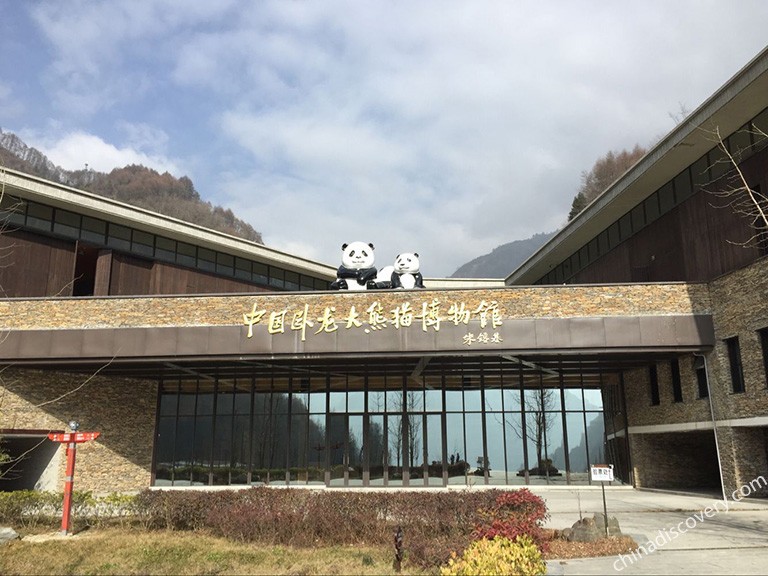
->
xmin=47 ymin=428 xmax=100 ymax=535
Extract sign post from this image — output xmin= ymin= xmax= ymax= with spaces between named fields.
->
xmin=47 ymin=429 xmax=100 ymax=535
xmin=590 ymin=464 xmax=614 ymax=538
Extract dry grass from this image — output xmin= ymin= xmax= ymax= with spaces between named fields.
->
xmin=0 ymin=526 xmax=638 ymax=575
xmin=1 ymin=527 xmax=427 ymax=576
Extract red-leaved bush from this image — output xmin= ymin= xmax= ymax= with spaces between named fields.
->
xmin=130 ymin=487 xmax=549 ymax=568
xmin=471 ymin=488 xmax=550 ymax=552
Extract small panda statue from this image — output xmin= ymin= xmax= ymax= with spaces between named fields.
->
xmin=390 ymin=252 xmax=425 ymax=289
xmin=330 ymin=241 xmax=379 ymax=290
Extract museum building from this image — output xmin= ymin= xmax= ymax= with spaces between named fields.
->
xmin=1 ymin=46 xmax=767 ymax=498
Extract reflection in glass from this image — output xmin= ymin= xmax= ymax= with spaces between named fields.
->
xmin=156 ymin=364 xmax=611 ymax=488
xmin=388 ymin=414 xmax=403 ymax=485
xmin=426 ymin=414 xmax=443 ymax=485
xmin=583 ymin=389 xmax=604 ymax=411
xmin=484 ymin=388 xmax=503 ymax=412
xmin=484 ymin=412 xmax=505 ymax=484
xmin=464 ymin=386 xmax=481 ymax=412
xmin=369 ymin=415 xmax=385 ymax=485
xmin=445 ymin=389 xmax=464 ymax=412
xmin=328 ymin=413 xmax=346 ymax=485
xmin=424 ymin=389 xmax=443 ymax=412
xmin=349 ymin=415 xmax=364 ymax=484
xmin=503 ymin=412 xmax=524 ymax=478
xmin=464 ymin=412 xmax=484 ymax=481
xmin=564 ymin=389 xmax=583 ymax=411
xmin=308 ymin=414 xmax=326 ymax=483
xmin=348 ymin=391 xmax=365 ymax=413
xmin=565 ymin=412 xmax=588 ymax=478
xmin=586 ymin=413 xmax=606 ymax=467
xmin=446 ymin=413 xmax=466 ymax=484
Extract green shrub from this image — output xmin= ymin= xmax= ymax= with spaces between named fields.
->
xmin=440 ymin=535 xmax=546 ymax=576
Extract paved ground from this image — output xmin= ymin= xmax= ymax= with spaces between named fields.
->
xmin=529 ymin=485 xmax=768 ymax=575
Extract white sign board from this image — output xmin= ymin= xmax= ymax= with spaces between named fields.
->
xmin=590 ymin=464 xmax=614 ymax=482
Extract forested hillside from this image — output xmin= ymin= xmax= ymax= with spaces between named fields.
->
xmin=0 ymin=129 xmax=262 ymax=243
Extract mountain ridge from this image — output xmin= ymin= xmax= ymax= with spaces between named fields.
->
xmin=450 ymin=231 xmax=555 ymax=279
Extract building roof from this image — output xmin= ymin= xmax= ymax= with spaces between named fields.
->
xmin=506 ymin=45 xmax=768 ymax=286
xmin=0 ymin=166 xmax=338 ymax=279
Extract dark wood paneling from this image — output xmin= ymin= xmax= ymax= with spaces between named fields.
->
xmin=575 ymin=146 xmax=768 ymax=284
xmin=109 ymin=253 xmax=152 ymax=295
xmin=107 ymin=253 xmax=271 ymax=296
xmin=93 ymin=250 xmax=113 ymax=296
xmin=0 ymin=230 xmax=75 ymax=297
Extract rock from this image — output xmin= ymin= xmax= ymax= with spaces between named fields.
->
xmin=567 ymin=513 xmax=622 ymax=542
xmin=0 ymin=527 xmax=19 ymax=545
xmin=593 ymin=512 xmax=622 ymax=537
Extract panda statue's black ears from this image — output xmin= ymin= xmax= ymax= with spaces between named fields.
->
xmin=341 ymin=242 xmax=375 ymax=251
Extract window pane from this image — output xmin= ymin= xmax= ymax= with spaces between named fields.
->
xmin=760 ymin=328 xmax=768 ymax=388
xmin=630 ymin=204 xmax=645 ymax=232
xmin=644 ymin=192 xmax=660 ymax=224
xmin=726 ymin=337 xmax=745 ymax=393
xmin=53 ymin=209 xmax=80 ymax=238
xmin=673 ymin=169 xmax=693 ymax=203
xmin=301 ymin=275 xmax=315 ymax=290
xmin=177 ymin=242 xmax=196 ymax=267
xmin=618 ymin=213 xmax=632 ymax=241
xmin=727 ymin=126 xmax=752 ymax=160
xmin=81 ymin=216 xmax=106 ymax=244
xmin=253 ymin=263 xmax=268 ymax=285
xmin=285 ymin=271 xmax=300 ymax=291
xmin=131 ymin=230 xmax=154 ymax=257
xmin=216 ymin=252 xmax=234 ymax=276
xmin=107 ymin=223 xmax=131 ymax=250
xmin=690 ymin=155 xmax=710 ymax=191
xmin=607 ymin=222 xmax=620 ymax=249
xmin=27 ymin=202 xmax=53 ymax=232
xmin=657 ymin=182 xmax=675 ymax=214
xmin=269 ymin=268 xmax=285 ymax=289
xmin=198 ymin=248 xmax=216 ymax=272
xmin=0 ymin=194 xmax=25 ymax=226
xmin=235 ymin=257 xmax=251 ymax=280
xmin=597 ymin=230 xmax=610 ymax=255
xmin=155 ymin=237 xmax=176 ymax=262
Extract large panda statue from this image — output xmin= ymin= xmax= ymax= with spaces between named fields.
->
xmin=330 ymin=241 xmax=379 ymax=290
xmin=389 ymin=252 xmax=426 ymax=289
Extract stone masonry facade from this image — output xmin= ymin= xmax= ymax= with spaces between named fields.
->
xmin=0 ymin=368 xmax=156 ymax=494
xmin=616 ymin=256 xmax=768 ymax=496
xmin=3 ymin=270 xmax=766 ymax=495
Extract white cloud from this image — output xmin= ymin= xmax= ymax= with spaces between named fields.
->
xmin=27 ymin=131 xmax=182 ymax=175
xmin=10 ymin=0 xmax=768 ymax=276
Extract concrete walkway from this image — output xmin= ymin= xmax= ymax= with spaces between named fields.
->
xmin=530 ymin=486 xmax=768 ymax=575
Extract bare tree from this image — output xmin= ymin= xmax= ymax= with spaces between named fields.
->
xmin=704 ymin=125 xmax=768 ymax=250
xmin=510 ymin=386 xmax=557 ymax=471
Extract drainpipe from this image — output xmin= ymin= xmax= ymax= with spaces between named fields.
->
xmin=695 ymin=352 xmax=727 ymax=501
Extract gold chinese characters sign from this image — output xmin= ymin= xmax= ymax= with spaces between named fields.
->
xmin=243 ymin=298 xmax=504 ymax=347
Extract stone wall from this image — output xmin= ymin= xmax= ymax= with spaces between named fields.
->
xmin=0 ymin=283 xmax=711 ymax=331
xmin=615 ymin=256 xmax=768 ymax=495
xmin=0 ymin=368 xmax=156 ymax=494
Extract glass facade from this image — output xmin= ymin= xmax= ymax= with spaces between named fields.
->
xmin=154 ymin=357 xmax=613 ymax=487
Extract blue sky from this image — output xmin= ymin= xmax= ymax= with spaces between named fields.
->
xmin=2 ymin=1 xmax=767 ymax=277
